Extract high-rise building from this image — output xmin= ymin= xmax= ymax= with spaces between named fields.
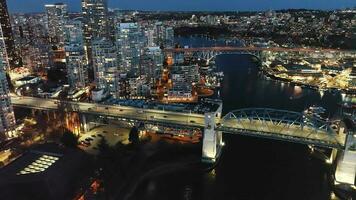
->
xmin=92 ymin=38 xmax=118 ymax=97
xmin=140 ymin=47 xmax=163 ymax=83
xmin=81 ymin=0 xmax=109 ymax=68
xmin=0 ymin=26 xmax=9 ymax=71
xmin=147 ymin=22 xmax=174 ymax=48
xmin=116 ymin=23 xmax=144 ymax=74
xmin=145 ymin=29 xmax=155 ymax=47
xmin=168 ymin=65 xmax=200 ymax=101
xmin=64 ymin=19 xmax=84 ymax=45
xmin=64 ymin=18 xmax=87 ymax=89
xmin=65 ymin=44 xmax=88 ymax=89
xmin=45 ymin=3 xmax=68 ymax=47
xmin=0 ymin=25 xmax=16 ymax=137
xmin=0 ymin=0 xmax=19 ymax=67
xmin=164 ymin=27 xmax=175 ymax=48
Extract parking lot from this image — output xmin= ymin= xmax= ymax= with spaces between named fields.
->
xmin=78 ymin=125 xmax=130 ymax=155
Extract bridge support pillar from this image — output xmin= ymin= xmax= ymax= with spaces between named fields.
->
xmin=334 ymin=133 xmax=356 ymax=187
xmin=31 ymin=109 xmax=36 ymax=117
xmin=80 ymin=114 xmax=89 ymax=133
xmin=202 ymin=113 xmax=223 ymax=163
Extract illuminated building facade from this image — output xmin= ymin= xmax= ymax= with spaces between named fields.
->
xmin=92 ymin=38 xmax=118 ymax=97
xmin=140 ymin=47 xmax=163 ymax=83
xmin=45 ymin=3 xmax=68 ymax=46
xmin=65 ymin=44 xmax=88 ymax=89
xmin=116 ymin=23 xmax=144 ymax=74
xmin=64 ymin=19 xmax=84 ymax=45
xmin=81 ymin=0 xmax=109 ymax=68
xmin=0 ymin=25 xmax=16 ymax=137
xmin=168 ymin=65 xmax=200 ymax=101
xmin=0 ymin=0 xmax=18 ymax=67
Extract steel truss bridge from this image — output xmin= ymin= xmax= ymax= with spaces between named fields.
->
xmin=163 ymin=46 xmax=353 ymax=62
xmin=217 ymin=108 xmax=345 ymax=149
xmin=11 ymin=96 xmax=347 ymax=150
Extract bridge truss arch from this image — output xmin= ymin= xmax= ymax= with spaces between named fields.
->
xmin=218 ymin=108 xmax=345 ymax=149
xmin=191 ymin=50 xmax=262 ymax=63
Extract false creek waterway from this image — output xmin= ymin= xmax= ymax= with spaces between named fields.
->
xmin=130 ymin=36 xmax=346 ymax=200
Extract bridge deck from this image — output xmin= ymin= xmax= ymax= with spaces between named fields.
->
xmin=11 ymin=96 xmax=206 ymax=127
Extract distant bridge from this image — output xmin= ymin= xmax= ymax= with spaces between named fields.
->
xmin=163 ymin=46 xmax=354 ymax=63
xmin=164 ymin=46 xmax=351 ymax=53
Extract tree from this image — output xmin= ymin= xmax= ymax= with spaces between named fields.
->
xmin=129 ymin=126 xmax=139 ymax=145
xmin=98 ymin=137 xmax=111 ymax=156
xmin=61 ymin=130 xmax=78 ymax=148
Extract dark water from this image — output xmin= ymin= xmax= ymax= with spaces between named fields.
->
xmin=132 ymin=36 xmax=344 ymax=200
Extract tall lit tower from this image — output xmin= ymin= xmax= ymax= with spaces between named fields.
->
xmin=116 ymin=23 xmax=144 ymax=74
xmin=45 ymin=3 xmax=68 ymax=46
xmin=0 ymin=0 xmax=18 ymax=68
xmin=64 ymin=19 xmax=88 ymax=89
xmin=81 ymin=0 xmax=109 ymax=73
xmin=65 ymin=44 xmax=88 ymax=89
xmin=92 ymin=38 xmax=117 ymax=97
xmin=0 ymin=25 xmax=16 ymax=137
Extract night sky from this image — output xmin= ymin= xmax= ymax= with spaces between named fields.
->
xmin=7 ymin=0 xmax=356 ymax=13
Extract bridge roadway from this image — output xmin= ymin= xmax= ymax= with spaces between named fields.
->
xmin=163 ymin=46 xmax=354 ymax=53
xmin=11 ymin=96 xmax=346 ymax=149
xmin=10 ymin=96 xmax=206 ymax=128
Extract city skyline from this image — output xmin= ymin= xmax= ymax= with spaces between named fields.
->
xmin=0 ymin=0 xmax=355 ymax=199
xmin=7 ymin=0 xmax=356 ymax=13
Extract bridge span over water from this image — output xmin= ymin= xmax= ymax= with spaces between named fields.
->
xmin=12 ymin=96 xmax=347 ymax=150
xmin=11 ymin=96 xmax=355 ymax=185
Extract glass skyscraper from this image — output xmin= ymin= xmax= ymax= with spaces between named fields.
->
xmin=81 ymin=0 xmax=109 ymax=73
xmin=0 ymin=0 xmax=18 ymax=67
xmin=45 ymin=3 xmax=68 ymax=46
xmin=0 ymin=25 xmax=16 ymax=138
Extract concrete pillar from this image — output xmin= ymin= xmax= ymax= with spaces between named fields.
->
xmin=202 ymin=112 xmax=223 ymax=163
xmin=31 ymin=109 xmax=36 ymax=117
xmin=80 ymin=114 xmax=89 ymax=133
xmin=334 ymin=133 xmax=356 ymax=186
xmin=45 ymin=110 xmax=50 ymax=121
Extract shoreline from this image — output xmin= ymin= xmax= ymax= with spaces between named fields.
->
xmin=260 ymin=67 xmax=356 ymax=96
